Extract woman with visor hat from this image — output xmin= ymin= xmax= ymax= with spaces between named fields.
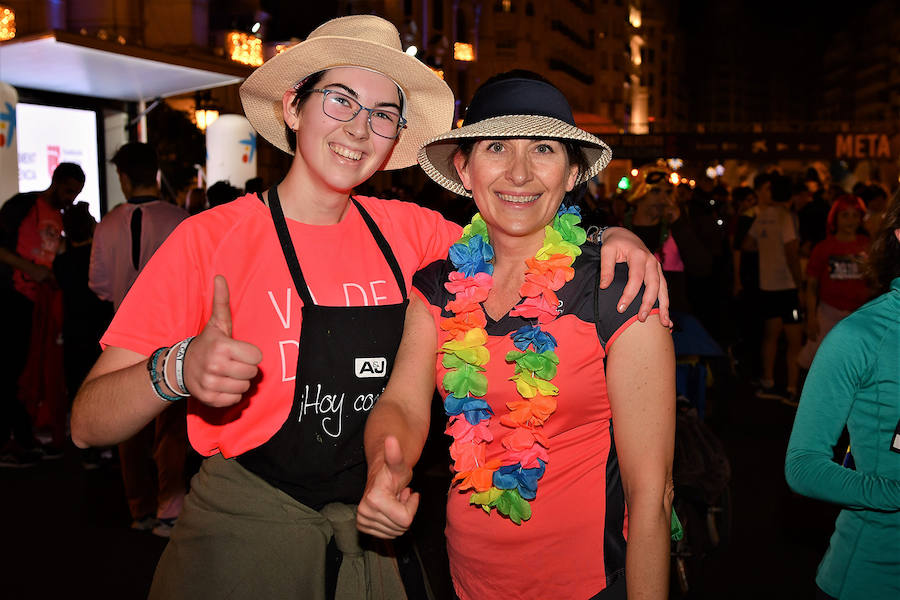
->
xmin=359 ymin=71 xmax=675 ymax=599
xmin=71 ymin=17 xmax=666 ymax=599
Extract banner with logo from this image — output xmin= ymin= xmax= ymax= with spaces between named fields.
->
xmin=15 ymin=102 xmax=101 ymax=219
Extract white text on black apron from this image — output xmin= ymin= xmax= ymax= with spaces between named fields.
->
xmin=297 ymin=383 xmax=383 ymax=438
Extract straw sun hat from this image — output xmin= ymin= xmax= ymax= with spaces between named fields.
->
xmin=239 ymin=15 xmax=454 ymax=170
xmin=417 ymin=75 xmax=613 ymax=197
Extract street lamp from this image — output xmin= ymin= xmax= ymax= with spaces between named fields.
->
xmin=194 ymin=93 xmax=219 ymax=132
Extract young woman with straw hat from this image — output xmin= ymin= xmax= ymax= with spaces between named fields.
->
xmin=71 ymin=17 xmax=665 ymax=598
xmin=359 ymin=71 xmax=675 ymax=599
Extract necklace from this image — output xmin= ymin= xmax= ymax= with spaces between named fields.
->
xmin=441 ymin=205 xmax=587 ymax=524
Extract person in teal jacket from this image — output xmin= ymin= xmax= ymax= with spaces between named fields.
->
xmin=785 ymin=190 xmax=900 ymax=600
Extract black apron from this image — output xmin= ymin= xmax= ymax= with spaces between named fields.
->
xmin=238 ymin=185 xmax=409 ymax=510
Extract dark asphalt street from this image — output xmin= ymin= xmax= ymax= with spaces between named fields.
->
xmin=1 ymin=364 xmax=839 ymax=599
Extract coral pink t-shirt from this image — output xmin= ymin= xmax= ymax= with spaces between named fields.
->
xmin=102 ymin=194 xmax=460 ymax=457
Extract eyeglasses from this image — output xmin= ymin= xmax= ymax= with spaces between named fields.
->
xmin=308 ymin=89 xmax=407 ymax=139
xmin=644 ymin=171 xmax=669 ymax=185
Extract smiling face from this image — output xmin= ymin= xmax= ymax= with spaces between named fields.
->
xmin=283 ymin=67 xmax=401 ymax=198
xmin=453 ymin=138 xmax=579 ymax=246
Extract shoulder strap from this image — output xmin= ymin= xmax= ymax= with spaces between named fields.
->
xmin=594 ymin=256 xmax=603 ymax=343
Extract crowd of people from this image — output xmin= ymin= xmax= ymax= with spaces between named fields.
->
xmin=569 ymin=161 xmax=887 ymax=404
xmin=1 ymin=13 xmax=898 ymax=600
xmin=0 ymin=147 xmax=265 ymax=541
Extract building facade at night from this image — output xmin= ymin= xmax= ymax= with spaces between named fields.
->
xmin=337 ymin=0 xmax=688 ymax=135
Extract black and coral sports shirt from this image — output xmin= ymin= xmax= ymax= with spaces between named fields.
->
xmin=414 ymin=243 xmax=654 ymax=600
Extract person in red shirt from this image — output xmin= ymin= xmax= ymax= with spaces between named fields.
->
xmin=0 ymin=162 xmax=85 ymax=466
xmin=798 ymin=195 xmax=871 ymax=373
xmin=71 ymin=17 xmax=667 ymax=599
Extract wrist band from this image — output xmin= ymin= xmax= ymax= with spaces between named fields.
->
xmin=175 ymin=336 xmax=196 ymax=396
xmin=148 ymin=347 xmax=182 ymax=403
xmin=162 ymin=343 xmax=190 ymax=398
xmin=596 ymin=226 xmax=609 ymax=244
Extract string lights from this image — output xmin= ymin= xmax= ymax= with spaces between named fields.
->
xmin=226 ymin=31 xmax=263 ymax=67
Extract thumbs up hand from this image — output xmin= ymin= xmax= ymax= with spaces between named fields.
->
xmin=357 ymin=436 xmax=420 ymax=539
xmin=183 ymin=275 xmax=263 ymax=407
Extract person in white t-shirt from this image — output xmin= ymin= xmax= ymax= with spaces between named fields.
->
xmin=744 ymin=173 xmax=803 ymax=404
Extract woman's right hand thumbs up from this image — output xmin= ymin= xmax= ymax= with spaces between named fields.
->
xmin=184 ymin=275 xmax=263 ymax=407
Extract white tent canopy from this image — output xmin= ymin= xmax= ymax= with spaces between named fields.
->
xmin=0 ymin=30 xmax=247 ymax=101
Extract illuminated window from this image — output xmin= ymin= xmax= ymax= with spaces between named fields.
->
xmin=454 ymin=42 xmax=475 ymax=62
xmin=629 ymin=6 xmax=641 ymax=28
xmin=0 ymin=6 xmax=15 ymax=41
xmin=502 ymin=0 xmax=512 ymax=11
xmin=630 ymin=36 xmax=643 ymax=66
xmin=226 ymin=31 xmax=264 ymax=67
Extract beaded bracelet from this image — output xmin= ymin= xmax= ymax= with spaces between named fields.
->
xmin=148 ymin=347 xmax=182 ymax=403
xmin=175 ymin=336 xmax=196 ymax=396
xmin=597 ymin=226 xmax=608 ymax=244
xmin=162 ymin=343 xmax=190 ymax=398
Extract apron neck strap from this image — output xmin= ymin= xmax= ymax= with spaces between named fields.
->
xmin=267 ymin=186 xmax=407 ymax=307
xmin=350 ymin=197 xmax=407 ymax=302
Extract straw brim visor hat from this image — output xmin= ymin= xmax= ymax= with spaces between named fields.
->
xmin=417 ymin=77 xmax=612 ymax=197
xmin=239 ymin=15 xmax=454 ymax=171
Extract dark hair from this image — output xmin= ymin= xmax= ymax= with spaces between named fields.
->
xmin=791 ymin=181 xmax=809 ymax=196
xmin=732 ymin=186 xmax=755 ymax=205
xmin=865 ymin=187 xmax=900 ymax=295
xmin=111 ymin=143 xmax=159 ymax=188
xmin=770 ymin=174 xmax=792 ymax=203
xmin=62 ymin=201 xmax=95 ymax=243
xmin=753 ymin=172 xmax=773 ymax=191
xmin=804 ymin=167 xmax=821 ymax=183
xmin=860 ymin=183 xmax=888 ymax=205
xmin=207 ymin=180 xmax=242 ymax=208
xmin=244 ymin=177 xmax=264 ymax=195
xmin=51 ymin=162 xmax=86 ymax=185
xmin=284 ymin=70 xmax=327 ymax=152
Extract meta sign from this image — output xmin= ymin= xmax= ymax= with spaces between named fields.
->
xmin=834 ymin=133 xmax=891 ymax=160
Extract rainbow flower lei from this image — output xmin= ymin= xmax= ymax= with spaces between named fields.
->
xmin=441 ymin=205 xmax=587 ymax=524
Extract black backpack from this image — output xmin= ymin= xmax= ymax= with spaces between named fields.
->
xmin=673 ymin=401 xmax=731 ymax=505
